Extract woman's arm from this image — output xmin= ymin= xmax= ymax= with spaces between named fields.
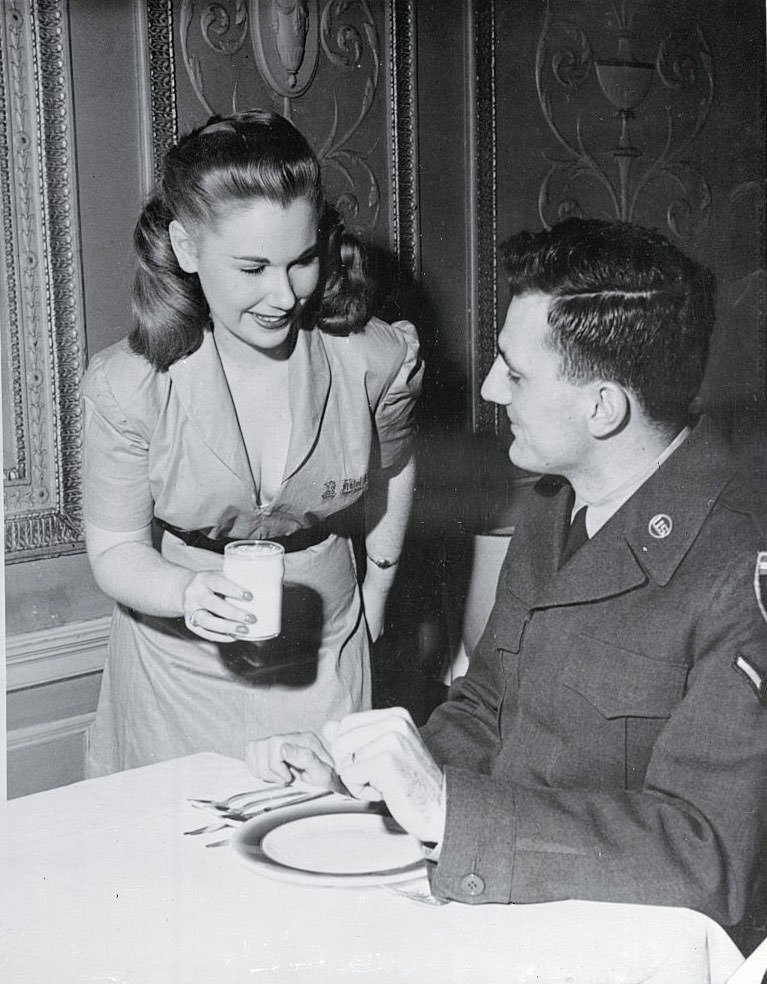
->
xmin=362 ymin=452 xmax=416 ymax=641
xmin=86 ymin=522 xmax=255 ymax=641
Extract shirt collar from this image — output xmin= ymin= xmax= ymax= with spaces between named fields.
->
xmin=573 ymin=426 xmax=691 ymax=537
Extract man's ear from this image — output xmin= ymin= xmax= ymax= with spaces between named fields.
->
xmin=588 ymin=381 xmax=630 ymax=438
xmin=168 ymin=220 xmax=198 ymax=273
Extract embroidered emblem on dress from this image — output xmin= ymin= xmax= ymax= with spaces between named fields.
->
xmin=341 ymin=473 xmax=368 ymax=495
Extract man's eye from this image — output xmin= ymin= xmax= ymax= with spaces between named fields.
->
xmin=242 ymin=266 xmax=266 ymax=276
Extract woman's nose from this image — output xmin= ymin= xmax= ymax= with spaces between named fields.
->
xmin=480 ymin=357 xmax=510 ymax=405
xmin=267 ymin=268 xmax=297 ymax=309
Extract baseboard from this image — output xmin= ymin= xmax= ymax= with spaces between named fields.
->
xmin=7 ymin=712 xmax=95 ymax=798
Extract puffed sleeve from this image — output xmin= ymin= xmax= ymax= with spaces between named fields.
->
xmin=374 ymin=320 xmax=424 ymax=471
xmin=82 ymin=349 xmax=155 ymax=531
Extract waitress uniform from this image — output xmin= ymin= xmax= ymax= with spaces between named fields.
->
xmin=82 ymin=319 xmax=422 ymax=775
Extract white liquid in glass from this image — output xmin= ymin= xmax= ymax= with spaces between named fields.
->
xmin=223 ymin=540 xmax=285 ymax=640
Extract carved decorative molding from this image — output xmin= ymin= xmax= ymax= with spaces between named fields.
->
xmin=253 ymin=0 xmax=319 ymax=98
xmin=535 ymin=1 xmax=714 ymax=241
xmin=386 ymin=0 xmax=419 ymax=280
xmin=145 ymin=0 xmax=180 ymax=183
xmin=470 ymin=0 xmax=498 ymax=435
xmin=1 ymin=0 xmax=86 ymax=563
xmin=144 ymin=0 xmax=418 ymax=278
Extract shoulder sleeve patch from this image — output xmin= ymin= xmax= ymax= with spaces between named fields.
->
xmin=755 ymin=551 xmax=767 ymax=625
xmin=734 ymin=653 xmax=767 ymax=706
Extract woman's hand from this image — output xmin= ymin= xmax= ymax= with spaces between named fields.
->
xmin=182 ymin=570 xmax=259 ymax=642
xmin=85 ymin=524 xmax=259 ymax=634
xmin=245 ymin=732 xmax=343 ymax=790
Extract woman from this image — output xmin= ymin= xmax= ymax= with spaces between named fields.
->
xmin=83 ymin=110 xmax=422 ymax=775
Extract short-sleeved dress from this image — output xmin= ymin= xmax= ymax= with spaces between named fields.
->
xmin=83 ymin=319 xmax=422 ymax=776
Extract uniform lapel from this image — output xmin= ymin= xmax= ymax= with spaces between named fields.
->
xmin=509 ymin=479 xmax=574 ymax=602
xmin=167 ymin=330 xmax=254 ymax=486
xmin=283 ymin=328 xmax=331 ymax=480
xmin=514 ymin=418 xmax=736 ymax=610
xmin=610 ymin=416 xmax=735 ymax=587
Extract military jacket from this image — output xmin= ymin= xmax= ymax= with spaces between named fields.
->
xmin=423 ymin=418 xmax=767 ymax=927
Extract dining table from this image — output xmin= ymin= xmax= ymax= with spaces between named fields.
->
xmin=0 ymin=751 xmax=747 ymax=984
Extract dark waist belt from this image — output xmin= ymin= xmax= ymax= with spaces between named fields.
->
xmin=157 ymin=519 xmax=331 ymax=555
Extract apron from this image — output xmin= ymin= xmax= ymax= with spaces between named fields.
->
xmin=86 ymin=532 xmax=370 ymax=776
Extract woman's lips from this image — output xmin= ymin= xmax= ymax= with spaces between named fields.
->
xmin=249 ymin=311 xmax=291 ymax=330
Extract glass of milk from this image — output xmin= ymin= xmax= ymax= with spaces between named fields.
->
xmin=223 ymin=540 xmax=285 ymax=640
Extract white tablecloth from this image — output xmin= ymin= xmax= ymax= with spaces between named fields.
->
xmin=0 ymin=753 xmax=745 ymax=984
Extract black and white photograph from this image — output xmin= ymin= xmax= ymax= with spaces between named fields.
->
xmin=2 ymin=1 xmax=766 ymax=981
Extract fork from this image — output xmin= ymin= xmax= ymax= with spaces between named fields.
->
xmin=188 ymin=787 xmax=317 ymax=818
xmin=184 ymin=821 xmax=235 ymax=836
xmin=206 ymin=788 xmax=316 ymax=815
xmin=183 ymin=789 xmax=334 ymax=835
xmin=186 ymin=789 xmax=282 ymax=810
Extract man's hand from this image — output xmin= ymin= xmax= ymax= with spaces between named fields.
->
xmin=323 ymin=708 xmax=446 ymax=844
xmin=245 ymin=732 xmax=341 ymax=790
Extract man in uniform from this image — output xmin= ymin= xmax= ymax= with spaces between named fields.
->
xmin=249 ymin=218 xmax=767 ymax=938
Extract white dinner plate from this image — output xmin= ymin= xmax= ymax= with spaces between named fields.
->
xmin=230 ymin=796 xmax=427 ymax=887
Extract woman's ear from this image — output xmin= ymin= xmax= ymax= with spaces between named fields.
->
xmin=168 ymin=220 xmax=198 ymax=273
xmin=588 ymin=381 xmax=630 ymax=438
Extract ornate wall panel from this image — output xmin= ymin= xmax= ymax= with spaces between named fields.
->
xmin=534 ymin=3 xmax=714 ymax=238
xmin=144 ymin=0 xmax=419 ymax=275
xmin=2 ymin=0 xmax=86 ymax=562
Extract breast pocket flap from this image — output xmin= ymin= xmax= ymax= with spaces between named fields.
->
xmin=562 ymin=636 xmax=688 ymax=719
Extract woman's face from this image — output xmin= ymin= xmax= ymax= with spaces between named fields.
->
xmin=170 ymin=196 xmax=321 ymax=354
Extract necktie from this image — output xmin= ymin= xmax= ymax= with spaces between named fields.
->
xmin=561 ymin=506 xmax=589 ymax=565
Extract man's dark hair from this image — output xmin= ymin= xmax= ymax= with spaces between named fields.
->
xmin=500 ymin=218 xmax=716 ymax=431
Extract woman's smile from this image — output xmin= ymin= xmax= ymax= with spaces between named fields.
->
xmin=249 ymin=310 xmax=294 ymax=330
xmin=171 ymin=196 xmax=320 ymax=354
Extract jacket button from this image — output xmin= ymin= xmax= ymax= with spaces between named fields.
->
xmin=460 ymin=873 xmax=485 ymax=896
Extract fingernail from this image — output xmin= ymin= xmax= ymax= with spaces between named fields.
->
xmin=236 ymin=625 xmax=249 ymax=634
xmin=242 ymin=591 xmax=253 ymax=601
xmin=245 ymin=614 xmax=257 ymax=623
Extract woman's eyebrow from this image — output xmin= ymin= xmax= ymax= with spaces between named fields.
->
xmin=232 ymin=243 xmax=319 ymax=264
xmin=233 ymin=253 xmax=270 ymax=263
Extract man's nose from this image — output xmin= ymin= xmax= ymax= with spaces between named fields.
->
xmin=480 ymin=357 xmax=510 ymax=405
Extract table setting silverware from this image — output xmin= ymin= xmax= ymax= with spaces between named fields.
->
xmin=388 ymin=882 xmax=450 ymax=906
xmin=183 ymin=789 xmax=335 ymax=837
xmin=187 ymin=786 xmax=314 ymax=813
xmin=184 ymin=821 xmax=233 ymax=836
xmin=186 ymin=790 xmax=267 ymax=810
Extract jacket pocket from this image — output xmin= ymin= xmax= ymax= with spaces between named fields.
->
xmin=554 ymin=636 xmax=690 ymax=789
xmin=561 ymin=635 xmax=689 ymax=719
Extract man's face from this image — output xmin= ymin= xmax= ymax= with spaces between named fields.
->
xmin=480 ymin=292 xmax=593 ymax=476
